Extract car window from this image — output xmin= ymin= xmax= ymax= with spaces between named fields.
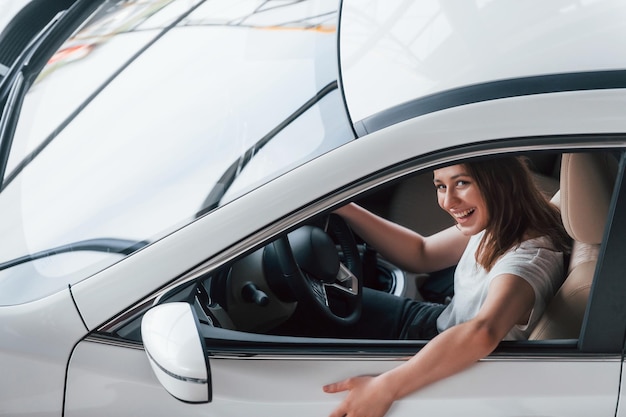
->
xmin=104 ymin=149 xmax=622 ymax=353
xmin=0 ymin=0 xmax=351 ymax=306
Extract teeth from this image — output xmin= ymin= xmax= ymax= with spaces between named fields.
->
xmin=453 ymin=208 xmax=475 ymax=218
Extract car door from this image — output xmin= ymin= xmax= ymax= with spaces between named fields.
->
xmin=64 ymin=146 xmax=626 ymax=417
xmin=64 ymin=335 xmax=620 ymax=417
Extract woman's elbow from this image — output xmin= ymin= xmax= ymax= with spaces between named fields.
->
xmin=469 ymin=320 xmax=505 ymax=354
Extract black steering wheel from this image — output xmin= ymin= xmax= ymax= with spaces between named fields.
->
xmin=263 ymin=214 xmax=363 ymax=325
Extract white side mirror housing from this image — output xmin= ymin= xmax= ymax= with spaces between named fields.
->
xmin=141 ymin=302 xmax=211 ymax=403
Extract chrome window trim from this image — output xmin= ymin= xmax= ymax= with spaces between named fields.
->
xmin=209 ymin=355 xmax=622 ymax=362
xmin=84 ymin=333 xmax=621 ymax=363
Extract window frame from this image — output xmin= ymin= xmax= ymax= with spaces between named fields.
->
xmin=97 ymin=136 xmax=626 ymax=357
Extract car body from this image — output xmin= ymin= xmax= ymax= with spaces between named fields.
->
xmin=0 ymin=0 xmax=626 ymax=415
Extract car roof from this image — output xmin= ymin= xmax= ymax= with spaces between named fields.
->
xmin=339 ymin=0 xmax=626 ymax=124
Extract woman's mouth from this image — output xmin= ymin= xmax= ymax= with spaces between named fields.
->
xmin=452 ymin=208 xmax=475 ymax=222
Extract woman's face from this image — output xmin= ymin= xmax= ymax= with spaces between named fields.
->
xmin=433 ymin=164 xmax=489 ymax=236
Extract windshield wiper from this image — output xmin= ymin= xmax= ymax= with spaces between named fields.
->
xmin=0 ymin=238 xmax=149 ymax=271
xmin=197 ymin=80 xmax=338 ymax=217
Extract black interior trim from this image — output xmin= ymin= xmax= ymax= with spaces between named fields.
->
xmin=580 ymin=151 xmax=626 ymax=353
xmin=354 ymin=70 xmax=626 ymax=136
xmin=199 ymin=325 xmax=589 ymax=358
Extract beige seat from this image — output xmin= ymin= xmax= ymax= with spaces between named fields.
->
xmin=530 ymin=152 xmax=617 ymax=340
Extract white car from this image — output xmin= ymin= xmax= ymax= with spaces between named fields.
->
xmin=1 ymin=0 xmax=626 ymax=415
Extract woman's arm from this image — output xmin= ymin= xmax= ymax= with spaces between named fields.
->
xmin=323 ymin=273 xmax=536 ymax=417
xmin=335 ymin=203 xmax=468 ymax=273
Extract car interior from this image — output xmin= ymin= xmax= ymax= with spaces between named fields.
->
xmin=111 ymin=150 xmax=620 ymax=345
xmin=354 ymin=151 xmax=617 ymax=341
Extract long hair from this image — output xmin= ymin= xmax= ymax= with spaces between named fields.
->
xmin=464 ymin=156 xmax=571 ymax=271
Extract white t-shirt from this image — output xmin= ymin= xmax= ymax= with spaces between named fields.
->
xmin=436 ymin=230 xmax=565 ymax=340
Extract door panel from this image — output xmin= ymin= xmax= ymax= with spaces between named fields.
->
xmin=209 ymin=356 xmax=620 ymax=416
xmin=65 ymin=339 xmax=620 ymax=416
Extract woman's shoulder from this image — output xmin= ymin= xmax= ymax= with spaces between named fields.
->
xmin=489 ymin=234 xmax=563 ymax=269
xmin=492 ymin=236 xmax=564 ymax=280
xmin=518 ymin=234 xmax=560 ymax=252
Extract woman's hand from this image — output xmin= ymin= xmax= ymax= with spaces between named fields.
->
xmin=323 ymin=375 xmax=396 ymax=417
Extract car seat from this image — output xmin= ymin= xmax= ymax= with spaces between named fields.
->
xmin=529 ymin=152 xmax=618 ymax=340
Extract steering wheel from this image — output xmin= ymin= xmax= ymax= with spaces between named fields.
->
xmin=263 ymin=214 xmax=363 ymax=325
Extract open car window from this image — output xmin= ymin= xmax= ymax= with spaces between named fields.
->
xmin=102 ymin=148 xmax=624 ymax=356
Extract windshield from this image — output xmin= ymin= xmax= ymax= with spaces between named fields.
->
xmin=0 ymin=0 xmax=353 ymax=305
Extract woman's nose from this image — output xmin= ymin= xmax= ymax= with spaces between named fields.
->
xmin=441 ymin=189 xmax=458 ymax=209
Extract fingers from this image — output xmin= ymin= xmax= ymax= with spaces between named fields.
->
xmin=324 ymin=379 xmax=350 ymax=417
xmin=323 ymin=379 xmax=350 ymax=393
xmin=324 ymin=376 xmax=393 ymax=417
xmin=324 ymin=375 xmax=372 ymax=393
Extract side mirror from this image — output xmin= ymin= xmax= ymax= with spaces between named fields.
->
xmin=141 ymin=302 xmax=211 ymax=403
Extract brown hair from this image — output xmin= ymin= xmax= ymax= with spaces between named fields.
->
xmin=464 ymin=156 xmax=571 ymax=271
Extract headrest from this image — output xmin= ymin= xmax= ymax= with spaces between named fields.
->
xmin=560 ymin=153 xmax=617 ymax=244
